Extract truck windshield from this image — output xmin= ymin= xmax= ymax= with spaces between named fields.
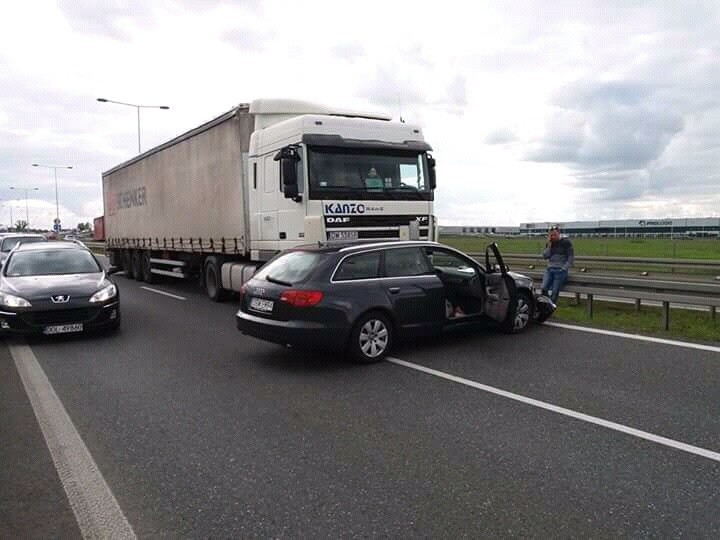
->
xmin=307 ymin=147 xmax=432 ymax=201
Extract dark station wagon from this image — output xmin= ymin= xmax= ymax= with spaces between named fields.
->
xmin=236 ymin=240 xmax=554 ymax=362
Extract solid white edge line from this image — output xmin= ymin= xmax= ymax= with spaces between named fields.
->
xmin=545 ymin=321 xmax=720 ymax=353
xmin=386 ymin=356 xmax=720 ymax=464
xmin=140 ymin=286 xmax=186 ymax=301
xmin=9 ymin=343 xmax=137 ymax=539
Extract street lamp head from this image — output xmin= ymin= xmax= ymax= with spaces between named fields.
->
xmin=97 ymin=98 xmax=108 ymax=103
xmin=32 ymin=163 xmax=39 ymax=167
xmin=160 ymin=105 xmax=170 ymax=110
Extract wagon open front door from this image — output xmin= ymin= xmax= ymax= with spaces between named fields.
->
xmin=483 ymin=243 xmax=516 ymax=323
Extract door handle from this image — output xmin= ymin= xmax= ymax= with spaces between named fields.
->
xmin=388 ymin=287 xmax=401 ymax=294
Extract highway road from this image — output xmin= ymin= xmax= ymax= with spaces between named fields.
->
xmin=2 ymin=274 xmax=720 ymax=538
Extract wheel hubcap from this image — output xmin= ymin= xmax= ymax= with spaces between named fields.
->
xmin=359 ymin=319 xmax=389 ymax=358
xmin=514 ymin=298 xmax=530 ymax=330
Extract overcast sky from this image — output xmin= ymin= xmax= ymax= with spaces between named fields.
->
xmin=1 ymin=0 xmax=719 ymax=228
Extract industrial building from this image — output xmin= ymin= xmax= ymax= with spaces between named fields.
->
xmin=441 ymin=218 xmax=720 ymax=238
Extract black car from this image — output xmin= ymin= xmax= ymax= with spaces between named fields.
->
xmin=0 ymin=241 xmax=120 ymax=336
xmin=236 ymin=240 xmax=554 ymax=362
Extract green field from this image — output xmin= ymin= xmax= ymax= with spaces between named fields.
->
xmin=440 ymin=235 xmax=720 ymax=259
xmin=553 ymin=298 xmax=720 ymax=343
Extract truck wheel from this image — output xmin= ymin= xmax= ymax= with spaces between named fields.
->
xmin=131 ymin=251 xmax=142 ymax=282
xmin=349 ymin=311 xmax=393 ymax=364
xmin=141 ymin=251 xmax=154 ymax=283
xmin=123 ymin=250 xmax=135 ymax=280
xmin=204 ymin=256 xmax=227 ymax=302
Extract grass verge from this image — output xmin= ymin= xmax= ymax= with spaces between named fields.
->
xmin=551 ymin=298 xmax=720 ymax=343
xmin=440 ymin=235 xmax=720 ymax=259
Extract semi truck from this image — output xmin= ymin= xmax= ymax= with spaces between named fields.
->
xmin=103 ymin=98 xmax=437 ymax=300
xmin=93 ymin=216 xmax=105 ymax=241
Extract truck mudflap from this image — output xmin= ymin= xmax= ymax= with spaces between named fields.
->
xmin=533 ymin=294 xmax=556 ymax=324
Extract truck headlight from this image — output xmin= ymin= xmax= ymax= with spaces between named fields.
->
xmin=90 ymin=284 xmax=117 ymax=303
xmin=0 ymin=293 xmax=32 ymax=308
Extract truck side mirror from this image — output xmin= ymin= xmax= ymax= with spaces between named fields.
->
xmin=427 ymin=154 xmax=437 ymax=190
xmin=274 ymin=146 xmax=301 ymax=201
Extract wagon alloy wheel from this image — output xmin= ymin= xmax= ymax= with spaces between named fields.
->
xmin=351 ymin=312 xmax=393 ymax=363
xmin=359 ymin=319 xmax=389 ymax=358
xmin=503 ymin=291 xmax=533 ymax=334
xmin=513 ymin=295 xmax=531 ymax=331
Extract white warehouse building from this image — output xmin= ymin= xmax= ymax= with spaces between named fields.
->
xmin=441 ymin=218 xmax=720 ymax=238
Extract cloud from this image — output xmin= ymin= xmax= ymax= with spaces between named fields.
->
xmin=484 ymin=128 xmax=518 ymax=145
xmin=330 ymin=43 xmax=365 ymax=63
xmin=221 ymin=25 xmax=272 ymax=52
xmin=56 ymin=0 xmax=152 ymax=40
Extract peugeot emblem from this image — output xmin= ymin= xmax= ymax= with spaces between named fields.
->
xmin=51 ymin=295 xmax=70 ymax=304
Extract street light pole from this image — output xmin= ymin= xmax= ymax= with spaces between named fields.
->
xmin=97 ymin=98 xmax=170 ymax=154
xmin=10 ymin=186 xmax=39 ymax=225
xmin=31 ymin=163 xmax=72 ymax=230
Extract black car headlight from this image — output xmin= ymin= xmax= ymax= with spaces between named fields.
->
xmin=0 ymin=292 xmax=32 ymax=308
xmin=89 ymin=284 xmax=117 ymax=303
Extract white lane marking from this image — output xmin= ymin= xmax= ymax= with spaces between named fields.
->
xmin=386 ymin=356 xmax=720 ymax=464
xmin=9 ymin=343 xmax=137 ymax=539
xmin=545 ymin=321 xmax=720 ymax=353
xmin=140 ymin=286 xmax=186 ymax=301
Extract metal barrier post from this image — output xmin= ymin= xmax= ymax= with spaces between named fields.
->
xmin=662 ymin=302 xmax=670 ymax=330
xmin=635 ymin=299 xmax=641 ymax=312
xmin=586 ymin=294 xmax=593 ymax=318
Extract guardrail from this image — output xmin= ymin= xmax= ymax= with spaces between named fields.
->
xmin=519 ymin=270 xmax=720 ymax=330
xmin=85 ymin=241 xmax=105 ymax=253
xmin=469 ymin=253 xmax=720 ymax=276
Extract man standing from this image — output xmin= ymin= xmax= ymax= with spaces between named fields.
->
xmin=541 ymin=225 xmax=574 ymax=303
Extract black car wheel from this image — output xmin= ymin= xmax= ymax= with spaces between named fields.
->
xmin=205 ymin=256 xmax=227 ymax=302
xmin=123 ymin=250 xmax=135 ymax=280
xmin=131 ymin=250 xmax=142 ymax=281
xmin=141 ymin=251 xmax=154 ymax=283
xmin=503 ymin=291 xmax=533 ymax=334
xmin=350 ymin=311 xmax=393 ymax=363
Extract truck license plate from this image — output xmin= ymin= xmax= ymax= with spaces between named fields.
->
xmin=328 ymin=230 xmax=359 ymax=241
xmin=43 ymin=323 xmax=84 ymax=335
xmin=249 ymin=298 xmax=274 ymax=313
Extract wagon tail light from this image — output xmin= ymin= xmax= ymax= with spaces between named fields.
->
xmin=280 ymin=290 xmax=324 ymax=307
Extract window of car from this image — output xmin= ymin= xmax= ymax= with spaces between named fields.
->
xmin=423 ymin=247 xmax=477 ymax=274
xmin=1 ymin=236 xmax=45 ymax=252
xmin=253 ymin=250 xmax=322 ymax=285
xmin=383 ymin=247 xmax=433 ymax=277
xmin=4 ymin=249 xmax=101 ymax=276
xmin=333 ymin=251 xmax=382 ymax=281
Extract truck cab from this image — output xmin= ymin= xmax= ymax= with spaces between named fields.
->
xmin=247 ymin=100 xmax=437 ymax=261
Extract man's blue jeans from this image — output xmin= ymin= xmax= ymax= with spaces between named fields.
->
xmin=541 ymin=267 xmax=568 ymax=303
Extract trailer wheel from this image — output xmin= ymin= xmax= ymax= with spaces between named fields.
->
xmin=205 ymin=256 xmax=227 ymax=302
xmin=131 ymin=251 xmax=142 ymax=282
xmin=141 ymin=251 xmax=154 ymax=283
xmin=123 ymin=250 xmax=135 ymax=280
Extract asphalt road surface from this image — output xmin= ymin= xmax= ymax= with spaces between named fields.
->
xmin=2 ymin=274 xmax=719 ymax=538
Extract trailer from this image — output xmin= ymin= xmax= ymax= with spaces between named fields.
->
xmin=103 ymin=99 xmax=437 ymax=300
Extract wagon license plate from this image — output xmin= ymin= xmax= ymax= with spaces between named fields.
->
xmin=43 ymin=323 xmax=84 ymax=335
xmin=249 ymin=298 xmax=274 ymax=313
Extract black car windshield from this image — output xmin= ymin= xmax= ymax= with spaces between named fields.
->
xmin=308 ymin=147 xmax=431 ymax=200
xmin=1 ymin=236 xmax=45 ymax=252
xmin=4 ymin=250 xmax=101 ymax=277
xmin=253 ymin=251 xmax=323 ymax=285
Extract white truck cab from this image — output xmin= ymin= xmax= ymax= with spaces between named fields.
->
xmin=247 ymin=99 xmax=437 ymax=260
